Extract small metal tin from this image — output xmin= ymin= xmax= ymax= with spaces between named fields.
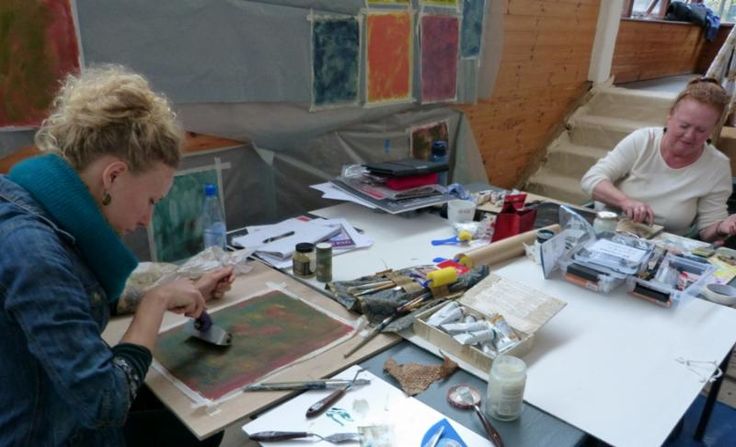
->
xmin=315 ymin=242 xmax=332 ymax=283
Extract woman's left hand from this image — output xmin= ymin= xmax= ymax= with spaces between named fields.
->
xmin=717 ymin=215 xmax=736 ymax=238
xmin=195 ymin=267 xmax=235 ymax=301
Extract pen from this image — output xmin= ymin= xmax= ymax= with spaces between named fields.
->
xmin=261 ymin=231 xmax=295 ymax=244
xmin=243 ymin=379 xmax=371 ymax=392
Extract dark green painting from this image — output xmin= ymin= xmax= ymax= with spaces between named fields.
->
xmin=151 ymin=169 xmax=218 ymax=262
xmin=154 ymin=290 xmax=354 ymax=400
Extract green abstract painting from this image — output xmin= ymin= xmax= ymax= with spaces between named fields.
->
xmin=154 ymin=290 xmax=354 ymax=400
xmin=151 ymin=169 xmax=218 ymax=262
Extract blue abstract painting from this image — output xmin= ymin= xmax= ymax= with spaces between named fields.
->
xmin=461 ymin=0 xmax=485 ymax=59
xmin=312 ymin=17 xmax=360 ymax=108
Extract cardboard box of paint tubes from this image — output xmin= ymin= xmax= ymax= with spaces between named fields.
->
xmin=413 ymin=273 xmax=566 ymax=373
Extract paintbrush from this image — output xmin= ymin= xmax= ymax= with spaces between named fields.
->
xmin=243 ymin=379 xmax=371 ymax=392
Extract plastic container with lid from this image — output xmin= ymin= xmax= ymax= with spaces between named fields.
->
xmin=485 ymin=355 xmax=527 ymax=421
xmin=292 ymin=243 xmax=315 ymax=278
xmin=315 ymin=242 xmax=332 ymax=282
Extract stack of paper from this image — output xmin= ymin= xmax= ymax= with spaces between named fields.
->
xmin=232 ymin=217 xmax=373 ymax=269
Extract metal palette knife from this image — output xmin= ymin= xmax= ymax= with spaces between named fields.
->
xmin=189 ymin=311 xmax=232 ymax=347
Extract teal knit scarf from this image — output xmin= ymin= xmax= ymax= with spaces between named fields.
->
xmin=8 ymin=154 xmax=137 ymax=301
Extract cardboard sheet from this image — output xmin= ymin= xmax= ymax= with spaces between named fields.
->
xmin=242 ymin=365 xmax=491 ymax=446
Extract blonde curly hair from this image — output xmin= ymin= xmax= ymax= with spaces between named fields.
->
xmin=35 ymin=65 xmax=182 ymax=173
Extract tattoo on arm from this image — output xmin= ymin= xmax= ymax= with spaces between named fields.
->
xmin=116 ymin=286 xmax=144 ymax=315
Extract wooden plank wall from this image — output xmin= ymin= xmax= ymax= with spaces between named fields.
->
xmin=613 ymin=19 xmax=709 ymax=83
xmin=458 ymin=0 xmax=600 ymax=189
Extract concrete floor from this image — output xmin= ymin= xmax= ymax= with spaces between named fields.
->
xmin=616 ymin=74 xmax=694 ymax=94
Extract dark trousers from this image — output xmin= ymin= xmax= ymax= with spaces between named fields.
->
xmin=124 ymin=385 xmax=224 ymax=447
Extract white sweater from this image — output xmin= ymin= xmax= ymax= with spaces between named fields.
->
xmin=580 ymin=127 xmax=731 ymax=235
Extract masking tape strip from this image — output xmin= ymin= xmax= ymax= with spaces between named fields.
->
xmin=702 ymin=283 xmax=736 ymax=305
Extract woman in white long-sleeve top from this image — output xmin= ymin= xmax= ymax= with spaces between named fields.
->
xmin=581 ymin=77 xmax=736 ymax=241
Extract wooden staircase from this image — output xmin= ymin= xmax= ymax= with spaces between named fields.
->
xmin=523 ymin=86 xmax=675 ymax=204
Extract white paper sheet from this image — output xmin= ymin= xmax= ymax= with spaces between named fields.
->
xmin=242 ymin=366 xmax=491 ymax=447
xmin=231 ymin=218 xmax=340 ymax=258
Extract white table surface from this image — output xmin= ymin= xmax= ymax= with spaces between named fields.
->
xmin=306 ymin=202 xmax=736 ymax=447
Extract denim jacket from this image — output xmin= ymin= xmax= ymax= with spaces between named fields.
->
xmin=0 ymin=176 xmax=141 ymax=446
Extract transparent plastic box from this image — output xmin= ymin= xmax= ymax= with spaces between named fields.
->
xmin=626 ymin=253 xmax=715 ymax=307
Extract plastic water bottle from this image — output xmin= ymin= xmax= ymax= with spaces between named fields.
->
xmin=431 ymin=140 xmax=449 ymax=185
xmin=201 ymin=183 xmax=227 ymax=249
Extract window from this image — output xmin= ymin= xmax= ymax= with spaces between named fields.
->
xmin=625 ymin=0 xmax=736 ymax=22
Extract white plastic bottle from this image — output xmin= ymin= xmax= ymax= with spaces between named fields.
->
xmin=201 ymin=183 xmax=227 ymax=249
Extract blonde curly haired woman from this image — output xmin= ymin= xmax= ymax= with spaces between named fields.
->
xmin=0 ymin=66 xmax=231 ymax=446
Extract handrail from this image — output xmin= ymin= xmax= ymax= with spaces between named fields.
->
xmin=706 ymin=24 xmax=736 ymax=145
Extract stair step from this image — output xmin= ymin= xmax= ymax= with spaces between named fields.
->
xmin=584 ymin=87 xmax=675 ymax=121
xmin=524 ymin=170 xmax=590 ymax=205
xmin=568 ymin=114 xmax=663 ymax=148
xmin=545 ymin=139 xmax=609 ymax=178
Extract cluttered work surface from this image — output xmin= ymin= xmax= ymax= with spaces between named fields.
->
xmin=310 ymin=202 xmax=736 ymax=447
xmin=107 ymin=196 xmax=736 ymax=447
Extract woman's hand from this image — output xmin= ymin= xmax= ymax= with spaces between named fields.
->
xmin=195 ymin=267 xmax=235 ymax=302
xmin=717 ymin=215 xmax=736 ymax=238
xmin=148 ymin=277 xmax=206 ymax=318
xmin=620 ymin=198 xmax=655 ymax=225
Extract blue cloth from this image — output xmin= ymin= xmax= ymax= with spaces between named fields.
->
xmin=691 ymin=3 xmax=721 ymax=41
xmin=0 ymin=161 xmax=150 ymax=446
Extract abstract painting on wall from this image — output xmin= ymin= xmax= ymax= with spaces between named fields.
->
xmin=461 ymin=0 xmax=486 ymax=59
xmin=0 ymin=0 xmax=81 ymax=128
xmin=367 ymin=0 xmax=410 ymax=4
xmin=410 ymin=121 xmax=450 ymax=161
xmin=366 ymin=11 xmax=413 ymax=105
xmin=420 ymin=0 xmax=459 ymax=8
xmin=154 ymin=290 xmax=354 ymax=400
xmin=420 ymin=14 xmax=459 ymax=103
xmin=150 ymin=168 xmax=220 ymax=262
xmin=311 ymin=16 xmax=360 ymax=109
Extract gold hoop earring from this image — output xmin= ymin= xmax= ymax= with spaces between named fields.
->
xmin=102 ymin=191 xmax=112 ymax=206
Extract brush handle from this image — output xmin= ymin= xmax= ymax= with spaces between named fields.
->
xmin=249 ymin=431 xmax=311 ymax=441
xmin=306 ymin=386 xmax=347 ymax=418
xmin=473 ymin=404 xmax=505 ymax=447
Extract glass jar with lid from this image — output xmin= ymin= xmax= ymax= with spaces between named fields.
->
xmin=593 ymin=211 xmax=618 ymax=234
xmin=292 ymin=242 xmax=315 ymax=278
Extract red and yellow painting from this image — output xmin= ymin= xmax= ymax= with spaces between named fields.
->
xmin=154 ymin=290 xmax=353 ymax=400
xmin=0 ymin=0 xmax=81 ymax=128
xmin=366 ymin=11 xmax=413 ymax=105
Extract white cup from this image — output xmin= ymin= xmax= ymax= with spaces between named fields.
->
xmin=447 ymin=199 xmax=476 ymax=224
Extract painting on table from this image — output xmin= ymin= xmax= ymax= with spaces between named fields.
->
xmin=154 ymin=290 xmax=354 ymax=400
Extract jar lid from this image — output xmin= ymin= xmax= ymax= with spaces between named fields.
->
xmin=316 ymin=242 xmax=332 ymax=251
xmin=295 ymin=242 xmax=315 ymax=253
xmin=596 ymin=211 xmax=618 ymax=220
